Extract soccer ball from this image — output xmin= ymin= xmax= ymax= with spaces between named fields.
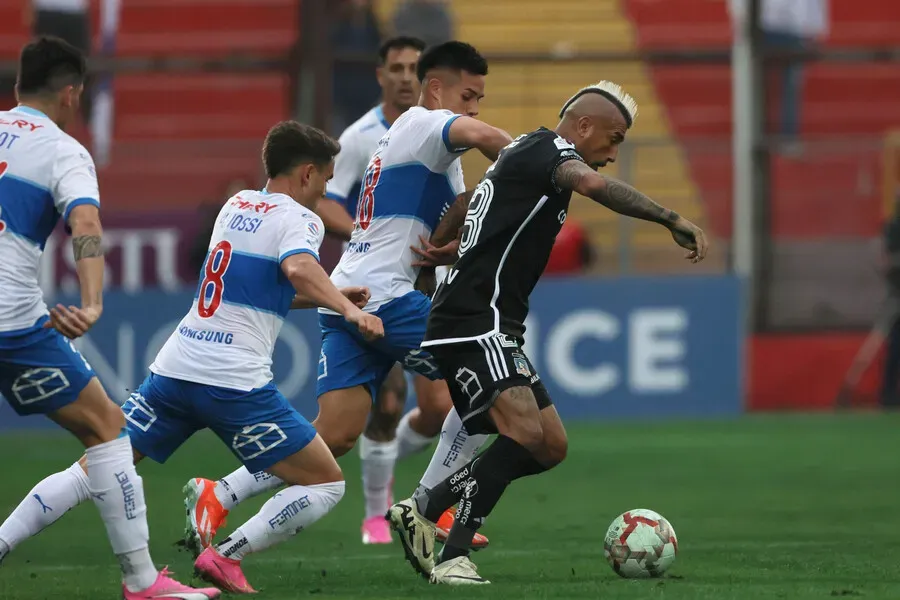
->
xmin=603 ymin=509 xmax=678 ymax=578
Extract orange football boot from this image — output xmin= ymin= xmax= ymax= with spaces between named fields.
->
xmin=434 ymin=507 xmax=490 ymax=550
xmin=183 ymin=478 xmax=230 ymax=557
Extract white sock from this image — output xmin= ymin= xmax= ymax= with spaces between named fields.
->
xmin=0 ymin=461 xmax=91 ymax=554
xmin=214 ymin=481 xmax=345 ymax=561
xmin=85 ymin=436 xmax=158 ymax=592
xmin=359 ymin=435 xmax=398 ymax=519
xmin=418 ymin=408 xmax=489 ymax=490
xmin=214 ymin=467 xmax=284 ymax=511
xmin=396 ymin=411 xmax=436 ymax=460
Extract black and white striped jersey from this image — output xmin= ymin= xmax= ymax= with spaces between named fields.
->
xmin=422 ymin=127 xmax=585 ymax=346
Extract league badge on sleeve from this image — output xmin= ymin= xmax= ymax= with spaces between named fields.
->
xmin=512 ymin=353 xmax=530 ymax=377
xmin=306 ymin=221 xmax=321 ymax=246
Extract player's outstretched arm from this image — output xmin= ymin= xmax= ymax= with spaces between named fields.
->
xmin=281 ymin=253 xmax=384 ymax=340
xmin=555 ymin=160 xmax=709 ymax=262
xmin=447 ymin=117 xmax=513 ymax=162
xmin=44 ymin=205 xmax=105 ymax=338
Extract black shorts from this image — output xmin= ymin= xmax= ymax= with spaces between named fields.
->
xmin=429 ymin=334 xmax=553 ymax=435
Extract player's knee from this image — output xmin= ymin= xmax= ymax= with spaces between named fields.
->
xmin=319 ymin=461 xmax=344 ymax=485
xmin=94 ymin=401 xmax=127 ymax=443
xmin=314 ymin=387 xmax=371 ymax=458
xmin=492 ymin=387 xmax=544 ymax=450
xmin=416 ymin=383 xmax=453 ymax=419
xmin=61 ymin=384 xmax=127 ymax=447
xmin=511 ymin=420 xmax=544 ymax=452
xmin=366 ymin=402 xmax=403 ymax=440
xmin=542 ymin=433 xmax=568 ymax=468
xmin=497 ymin=414 xmax=543 ymax=451
xmin=302 ymin=450 xmax=344 ymax=486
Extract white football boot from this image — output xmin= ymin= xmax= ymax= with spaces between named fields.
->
xmin=386 ymin=498 xmax=436 ymax=579
xmin=430 ymin=555 xmax=490 ymax=585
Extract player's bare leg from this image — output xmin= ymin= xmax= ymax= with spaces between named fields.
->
xmin=360 ymin=365 xmax=405 ymax=544
xmin=531 ymin=405 xmax=568 ymax=469
xmin=314 ymin=385 xmax=373 ymax=457
xmin=194 ymin=435 xmax=344 ymax=594
xmin=45 ymin=380 xmax=220 ymax=598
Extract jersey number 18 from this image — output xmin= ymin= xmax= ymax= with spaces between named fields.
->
xmin=356 ymin=156 xmax=382 ymax=230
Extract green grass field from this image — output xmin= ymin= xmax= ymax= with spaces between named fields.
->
xmin=1 ymin=413 xmax=899 ymax=599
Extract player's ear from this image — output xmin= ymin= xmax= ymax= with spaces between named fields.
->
xmin=59 ymin=85 xmax=73 ymax=109
xmin=427 ymin=77 xmax=442 ymax=106
xmin=300 ymin=163 xmax=316 ymax=186
xmin=62 ymin=83 xmax=82 ymax=110
xmin=577 ymin=115 xmax=593 ymax=140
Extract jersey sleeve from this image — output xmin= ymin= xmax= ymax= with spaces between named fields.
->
xmin=447 ymin=158 xmax=466 ymax=196
xmin=50 ymin=139 xmax=99 ymax=222
xmin=542 ymin=134 xmax=587 ymax=194
xmin=411 ymin=109 xmax=467 ymax=173
xmin=325 ymin=128 xmax=366 ymax=206
xmin=277 ymin=208 xmax=325 ymax=264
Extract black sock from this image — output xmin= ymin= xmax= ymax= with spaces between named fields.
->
xmin=414 ymin=458 xmax=479 ymax=523
xmin=438 ymin=435 xmax=538 ymax=562
xmin=521 ymin=455 xmax=549 ymax=477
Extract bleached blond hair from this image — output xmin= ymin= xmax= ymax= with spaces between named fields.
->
xmin=559 ymin=81 xmax=639 ymax=128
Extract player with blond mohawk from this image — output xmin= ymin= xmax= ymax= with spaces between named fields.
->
xmin=387 ymin=80 xmax=709 ymax=585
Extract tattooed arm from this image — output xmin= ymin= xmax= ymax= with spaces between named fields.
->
xmin=44 ymin=205 xmax=105 ymax=338
xmin=554 ymin=159 xmax=709 ymax=262
xmin=70 ymin=204 xmax=105 ymax=308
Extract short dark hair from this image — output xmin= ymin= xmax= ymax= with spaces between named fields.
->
xmin=378 ymin=36 xmax=426 ymax=65
xmin=416 ymin=41 xmax=488 ymax=82
xmin=262 ymin=121 xmax=340 ymax=178
xmin=17 ymin=36 xmax=87 ymax=96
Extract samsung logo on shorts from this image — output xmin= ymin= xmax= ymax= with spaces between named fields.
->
xmin=178 ymin=325 xmax=234 ymax=345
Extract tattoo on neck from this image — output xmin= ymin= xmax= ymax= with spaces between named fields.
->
xmin=73 ymin=235 xmax=103 ymax=261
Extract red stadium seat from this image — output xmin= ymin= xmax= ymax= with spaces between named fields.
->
xmin=623 ymin=0 xmax=896 ymax=239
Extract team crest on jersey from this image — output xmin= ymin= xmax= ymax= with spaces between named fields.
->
xmin=511 ymin=353 xmax=530 ymax=377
